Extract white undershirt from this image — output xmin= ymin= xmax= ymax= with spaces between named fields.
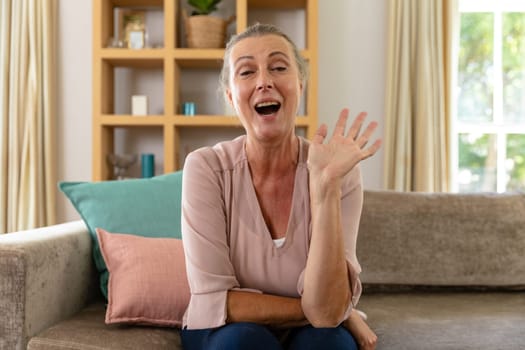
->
xmin=273 ymin=237 xmax=286 ymax=248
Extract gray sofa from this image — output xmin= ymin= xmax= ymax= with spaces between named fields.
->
xmin=1 ymin=190 xmax=525 ymax=350
xmin=357 ymin=191 xmax=525 ymax=349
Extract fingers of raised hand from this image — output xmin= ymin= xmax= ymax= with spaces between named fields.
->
xmin=346 ymin=112 xmax=381 ymax=159
xmin=332 ymin=108 xmax=350 ymax=139
xmin=345 ymin=111 xmax=367 ymax=142
xmin=324 ymin=109 xmax=382 ymax=160
xmin=362 ymin=138 xmax=382 ymax=160
xmin=312 ymin=124 xmax=328 ymax=145
xmin=355 ymin=120 xmax=378 ymax=148
xmin=349 ymin=113 xmax=382 ymax=160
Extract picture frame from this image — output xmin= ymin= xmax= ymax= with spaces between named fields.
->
xmin=118 ymin=9 xmax=146 ymax=49
xmin=128 ymin=29 xmax=145 ymax=49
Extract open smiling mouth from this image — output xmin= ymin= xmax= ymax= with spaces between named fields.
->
xmin=254 ymin=101 xmax=281 ymax=116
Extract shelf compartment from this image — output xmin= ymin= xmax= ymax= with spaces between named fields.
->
xmin=175 ymin=65 xmax=225 ymax=115
xmin=108 ymin=64 xmax=164 ymax=115
xmin=176 ymin=0 xmax=236 ymax=49
xmin=247 ymin=8 xmax=306 ymax=50
xmin=113 ymin=126 xmax=165 ymax=178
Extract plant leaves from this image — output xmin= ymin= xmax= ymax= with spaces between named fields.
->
xmin=188 ymin=0 xmax=222 ymax=15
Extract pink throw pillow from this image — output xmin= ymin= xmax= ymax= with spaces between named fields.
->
xmin=96 ymin=228 xmax=190 ymax=327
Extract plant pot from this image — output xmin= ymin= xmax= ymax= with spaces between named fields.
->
xmin=183 ymin=12 xmax=234 ymax=48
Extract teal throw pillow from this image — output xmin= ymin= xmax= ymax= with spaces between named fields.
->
xmin=59 ymin=171 xmax=183 ymax=299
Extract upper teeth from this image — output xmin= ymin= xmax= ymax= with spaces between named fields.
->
xmin=256 ymin=101 xmax=279 ymax=108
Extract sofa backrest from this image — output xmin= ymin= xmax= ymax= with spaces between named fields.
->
xmin=357 ymin=190 xmax=525 ymax=289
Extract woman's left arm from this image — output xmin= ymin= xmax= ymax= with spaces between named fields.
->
xmin=302 ymin=109 xmax=381 ymax=327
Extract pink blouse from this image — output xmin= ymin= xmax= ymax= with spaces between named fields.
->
xmin=181 ymin=135 xmax=363 ymax=329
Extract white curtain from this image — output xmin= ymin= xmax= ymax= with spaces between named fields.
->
xmin=384 ymin=0 xmax=457 ymax=192
xmin=0 ymin=0 xmax=56 ymax=233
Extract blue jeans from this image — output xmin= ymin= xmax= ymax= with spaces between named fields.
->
xmin=181 ymin=322 xmax=358 ymax=350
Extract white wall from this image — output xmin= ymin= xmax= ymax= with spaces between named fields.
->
xmin=57 ymin=0 xmax=93 ymax=223
xmin=318 ymin=0 xmax=387 ymax=190
xmin=56 ymin=0 xmax=388 ymax=223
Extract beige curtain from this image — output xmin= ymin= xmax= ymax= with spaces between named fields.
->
xmin=0 ymin=0 xmax=56 ymax=233
xmin=384 ymin=0 xmax=457 ymax=192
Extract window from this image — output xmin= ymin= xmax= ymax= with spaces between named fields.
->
xmin=453 ymin=0 xmax=525 ymax=192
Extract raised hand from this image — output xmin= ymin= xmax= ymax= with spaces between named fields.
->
xmin=307 ymin=109 xmax=381 ymax=184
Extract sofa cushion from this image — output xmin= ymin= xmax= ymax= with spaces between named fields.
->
xmin=27 ymin=302 xmax=182 ymax=350
xmin=59 ymin=171 xmax=183 ymax=298
xmin=97 ymin=228 xmax=190 ymax=327
xmin=358 ymin=191 xmax=525 ymax=288
xmin=358 ymin=292 xmax=525 ymax=350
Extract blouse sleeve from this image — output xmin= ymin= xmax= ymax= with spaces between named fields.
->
xmin=181 ymin=150 xmax=239 ymax=329
xmin=296 ymin=165 xmax=363 ymax=320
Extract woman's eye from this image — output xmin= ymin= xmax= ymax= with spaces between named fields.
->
xmin=271 ymin=66 xmax=287 ymax=72
xmin=239 ymin=70 xmax=254 ymax=76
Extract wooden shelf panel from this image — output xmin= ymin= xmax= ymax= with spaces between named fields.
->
xmin=101 ymin=57 xmax=164 ymax=69
xmin=97 ymin=115 xmax=314 ymax=127
xmin=248 ymin=0 xmax=306 ymax=9
xmin=100 ymin=48 xmax=166 ymax=58
xmin=100 ymin=49 xmax=165 ymax=69
xmin=300 ymin=50 xmax=310 ymax=60
xmin=111 ymin=0 xmax=162 ymax=7
xmin=98 ymin=115 xmax=243 ymax=127
xmin=295 ymin=117 xmax=312 ymax=127
xmin=173 ymin=49 xmax=225 ymax=68
xmin=174 ymin=116 xmax=242 ymax=126
xmin=100 ymin=115 xmax=165 ymax=125
xmin=173 ymin=49 xmax=225 ymax=59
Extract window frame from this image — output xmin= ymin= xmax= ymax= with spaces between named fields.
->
xmin=452 ymin=0 xmax=525 ymax=192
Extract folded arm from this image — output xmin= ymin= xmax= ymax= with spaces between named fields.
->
xmin=226 ymin=290 xmax=308 ymax=328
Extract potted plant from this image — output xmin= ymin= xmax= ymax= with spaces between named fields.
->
xmin=188 ymin=0 xmax=222 ymax=15
xmin=184 ymin=0 xmax=234 ymax=48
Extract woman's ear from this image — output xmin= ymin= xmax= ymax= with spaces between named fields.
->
xmin=226 ymin=89 xmax=234 ymax=107
xmin=224 ymin=88 xmax=236 ymax=115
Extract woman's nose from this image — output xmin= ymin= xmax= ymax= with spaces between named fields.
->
xmin=256 ymin=71 xmax=273 ymax=90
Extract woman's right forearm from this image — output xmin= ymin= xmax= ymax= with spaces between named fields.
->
xmin=226 ymin=290 xmax=309 ymax=328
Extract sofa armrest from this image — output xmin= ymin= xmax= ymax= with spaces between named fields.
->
xmin=0 ymin=221 xmax=96 ymax=349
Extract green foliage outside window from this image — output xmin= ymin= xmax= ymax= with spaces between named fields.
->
xmin=457 ymin=12 xmax=525 ymax=192
xmin=503 ymin=13 xmax=525 ymax=123
xmin=507 ymin=135 xmax=525 ymax=191
xmin=458 ymin=13 xmax=493 ymax=122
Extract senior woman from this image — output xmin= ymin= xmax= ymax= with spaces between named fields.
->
xmin=181 ymin=23 xmax=380 ymax=350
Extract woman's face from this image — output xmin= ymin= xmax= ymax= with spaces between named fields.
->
xmin=226 ymin=34 xmax=303 ymax=144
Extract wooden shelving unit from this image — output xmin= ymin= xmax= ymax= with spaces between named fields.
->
xmin=92 ymin=0 xmax=318 ymax=181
